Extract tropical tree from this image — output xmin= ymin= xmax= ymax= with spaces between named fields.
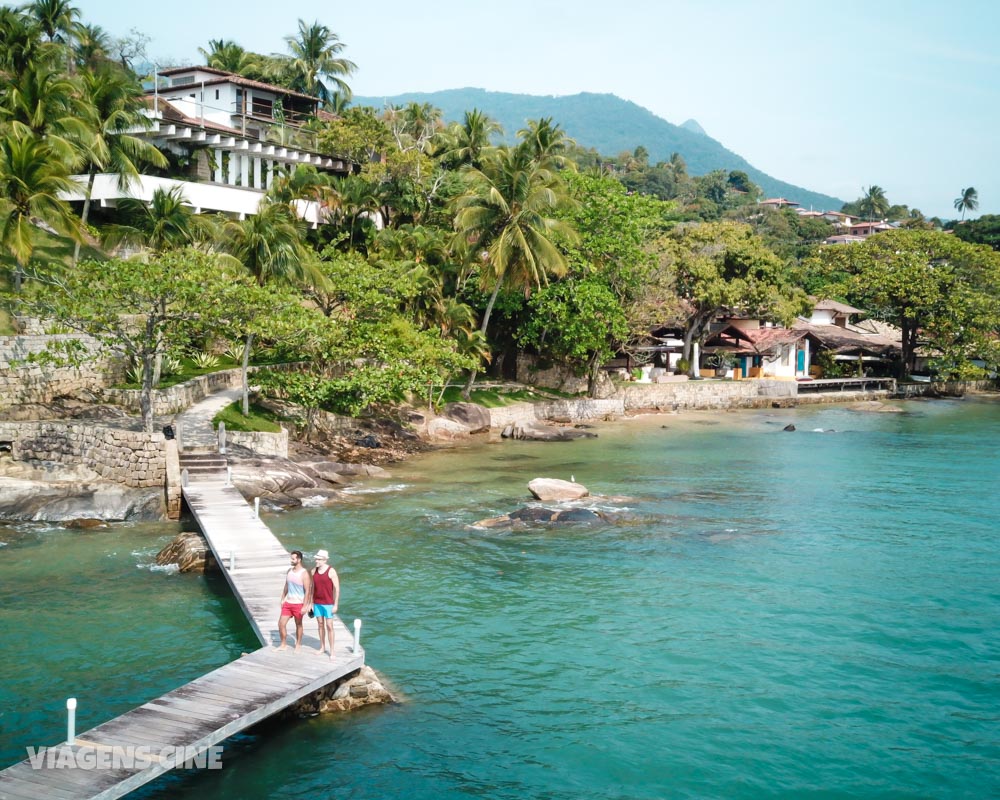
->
xmin=73 ymin=23 xmax=111 ymax=68
xmin=220 ymin=200 xmax=317 ymax=287
xmin=954 ymin=187 xmax=979 ymax=220
xmin=73 ymin=62 xmax=168 ymax=263
xmin=21 ymin=0 xmax=80 ymax=44
xmin=283 ymin=19 xmax=356 ymax=105
xmin=102 ymin=185 xmax=217 ymax=254
xmin=199 ymin=39 xmax=260 ymax=75
xmin=453 ymin=143 xmax=579 ymax=395
xmin=811 ymin=229 xmax=1000 ymax=377
xmin=518 ymin=117 xmax=573 ymax=169
xmin=858 ymin=185 xmax=890 ymax=222
xmin=437 ymin=108 xmax=501 ymax=169
xmin=654 ymin=221 xmax=809 ymax=374
xmin=0 ymin=132 xmax=81 ymax=291
xmin=15 ymin=249 xmax=236 ymax=431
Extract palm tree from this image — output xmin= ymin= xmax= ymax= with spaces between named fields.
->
xmin=103 ymin=185 xmax=215 ymax=254
xmin=1 ymin=62 xmax=92 ymax=167
xmin=220 ymin=201 xmax=316 ymax=286
xmin=954 ymin=187 xmax=979 ymax=220
xmin=73 ymin=62 xmax=168 ymax=263
xmin=858 ymin=185 xmax=889 ymax=222
xmin=73 ymin=23 xmax=111 ymax=69
xmin=0 ymin=132 xmax=81 ymax=291
xmin=0 ymin=7 xmax=45 ymax=77
xmin=199 ymin=39 xmax=260 ymax=76
xmin=439 ymin=109 xmax=502 ymax=169
xmin=517 ymin=117 xmax=574 ymax=169
xmin=453 ymin=144 xmax=579 ymax=396
xmin=283 ymin=19 xmax=356 ymax=105
xmin=21 ymin=0 xmax=79 ymax=44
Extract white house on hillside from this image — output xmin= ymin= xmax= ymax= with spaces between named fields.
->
xmin=63 ymin=67 xmax=353 ymax=226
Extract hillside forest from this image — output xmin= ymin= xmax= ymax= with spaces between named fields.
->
xmin=2 ymin=4 xmax=999 ymax=432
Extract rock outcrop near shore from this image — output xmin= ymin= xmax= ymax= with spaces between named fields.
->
xmin=0 ymin=457 xmax=165 ymax=522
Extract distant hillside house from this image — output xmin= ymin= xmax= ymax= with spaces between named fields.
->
xmin=63 ymin=67 xmax=352 ymax=226
xmin=758 ymin=197 xmax=801 ymax=209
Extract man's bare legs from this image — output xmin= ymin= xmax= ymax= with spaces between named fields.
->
xmin=275 ymin=613 xmax=292 ymax=650
xmin=293 ymin=615 xmax=305 ymax=652
xmin=324 ymin=618 xmax=335 ymax=659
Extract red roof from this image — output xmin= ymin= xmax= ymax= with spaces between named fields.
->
xmin=154 ymin=67 xmax=320 ymax=104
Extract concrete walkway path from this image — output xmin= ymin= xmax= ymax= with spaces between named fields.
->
xmin=174 ymin=386 xmax=242 ymax=451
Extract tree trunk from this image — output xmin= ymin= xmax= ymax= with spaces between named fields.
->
xmin=73 ymin=170 xmax=97 ymax=266
xmin=241 ymin=333 xmax=254 ymax=416
xmin=586 ymin=352 xmax=601 ymax=398
xmin=462 ymin=280 xmax=503 ymax=401
xmin=13 ymin=258 xmax=23 ymax=293
xmin=141 ymin=352 xmax=155 ymax=433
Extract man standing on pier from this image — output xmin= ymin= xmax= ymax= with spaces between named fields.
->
xmin=276 ymin=550 xmax=312 ymax=652
xmin=311 ymin=549 xmax=340 ymax=659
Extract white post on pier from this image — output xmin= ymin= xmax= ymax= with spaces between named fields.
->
xmin=181 ymin=468 xmax=189 ymax=487
xmin=66 ymin=698 xmax=77 ymax=745
xmin=229 ymin=550 xmax=235 ymax=570
xmin=254 ymin=497 xmax=260 ymax=518
xmin=352 ymin=619 xmax=362 ymax=653
xmin=218 ymin=422 xmax=226 ymax=455
xmin=225 ymin=466 xmax=232 ymax=487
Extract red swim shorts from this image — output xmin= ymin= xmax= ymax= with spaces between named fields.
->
xmin=281 ymin=602 xmax=304 ymax=620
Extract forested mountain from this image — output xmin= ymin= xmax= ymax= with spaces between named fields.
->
xmin=353 ymin=88 xmax=844 ymax=211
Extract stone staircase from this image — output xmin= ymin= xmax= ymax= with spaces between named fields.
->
xmin=178 ymin=452 xmax=228 ymax=483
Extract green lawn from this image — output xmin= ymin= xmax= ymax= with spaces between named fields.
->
xmin=212 ymin=401 xmax=283 ymax=433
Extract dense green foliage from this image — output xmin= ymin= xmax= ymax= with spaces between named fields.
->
xmin=2 ymin=1 xmax=996 ymax=426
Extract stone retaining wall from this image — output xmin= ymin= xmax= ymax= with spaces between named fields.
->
xmin=895 ymin=379 xmax=997 ymax=398
xmin=228 ymin=429 xmax=289 ymax=458
xmin=0 ymin=421 xmax=167 ymax=488
xmin=486 ymin=379 xmax=887 ymax=429
xmin=0 ymin=334 xmax=123 ymax=407
xmin=104 ymin=368 xmax=246 ymax=416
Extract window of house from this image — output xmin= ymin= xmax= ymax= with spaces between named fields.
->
xmin=215 ymin=89 xmax=219 ymax=100
xmin=251 ymin=97 xmax=273 ymax=118
xmin=781 ymin=347 xmax=790 ymax=366
xmin=172 ymin=76 xmax=194 ymax=86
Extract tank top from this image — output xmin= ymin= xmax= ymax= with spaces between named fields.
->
xmin=313 ymin=567 xmax=335 ymax=605
xmin=285 ymin=567 xmax=306 ymax=602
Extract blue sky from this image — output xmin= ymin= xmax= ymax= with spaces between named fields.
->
xmin=68 ymin=0 xmax=1000 ymax=218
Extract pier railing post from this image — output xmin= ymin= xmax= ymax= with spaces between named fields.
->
xmin=225 ymin=466 xmax=232 ymax=487
xmin=181 ymin=468 xmax=189 ymax=487
xmin=66 ymin=697 xmax=77 ymax=745
xmin=254 ymin=497 xmax=260 ymax=518
xmin=352 ymin=619 xmax=362 ymax=654
xmin=229 ymin=550 xmax=235 ymax=570
xmin=218 ymin=422 xmax=226 ymax=455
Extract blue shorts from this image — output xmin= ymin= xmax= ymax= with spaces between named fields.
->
xmin=313 ymin=604 xmax=335 ymax=619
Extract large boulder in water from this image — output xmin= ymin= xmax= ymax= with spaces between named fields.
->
xmin=528 ymin=478 xmax=589 ymax=502
xmin=426 ymin=417 xmax=472 ymax=442
xmin=156 ymin=531 xmax=219 ymax=573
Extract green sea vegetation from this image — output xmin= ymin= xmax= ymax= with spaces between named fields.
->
xmin=1 ymin=1 xmax=997 ymax=427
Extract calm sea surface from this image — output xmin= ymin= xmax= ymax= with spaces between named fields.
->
xmin=1 ymin=398 xmax=999 ymax=798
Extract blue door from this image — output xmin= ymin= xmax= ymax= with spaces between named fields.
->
xmin=796 ymin=348 xmax=806 ymax=374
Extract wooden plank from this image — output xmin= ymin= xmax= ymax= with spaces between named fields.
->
xmin=0 ymin=770 xmax=89 ymax=799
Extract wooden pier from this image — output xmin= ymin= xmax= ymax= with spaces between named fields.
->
xmin=0 ymin=459 xmax=364 ymax=800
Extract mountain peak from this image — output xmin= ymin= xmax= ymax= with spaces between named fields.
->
xmin=680 ymin=119 xmax=707 ymax=137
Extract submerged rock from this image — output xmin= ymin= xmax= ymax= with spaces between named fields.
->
xmin=501 ymin=423 xmax=598 ymax=442
xmin=474 ymin=506 xmax=616 ymax=528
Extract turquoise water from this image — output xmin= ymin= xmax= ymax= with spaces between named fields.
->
xmin=2 ymin=398 xmax=999 ymax=797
